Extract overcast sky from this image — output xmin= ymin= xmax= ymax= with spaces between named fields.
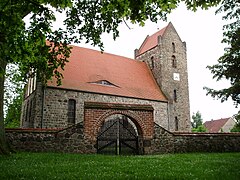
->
xmin=47 ymin=3 xmax=239 ymax=121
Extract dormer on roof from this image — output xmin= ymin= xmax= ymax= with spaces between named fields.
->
xmin=89 ymin=80 xmax=118 ymax=87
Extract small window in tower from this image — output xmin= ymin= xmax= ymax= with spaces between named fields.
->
xmin=174 ymin=89 xmax=177 ymax=102
xmin=172 ymin=42 xmax=176 ymax=53
xmin=172 ymin=55 xmax=177 ymax=68
xmin=175 ymin=117 xmax=178 ymax=131
xmin=68 ymin=99 xmax=76 ymax=125
xmin=151 ymin=56 xmax=154 ymax=69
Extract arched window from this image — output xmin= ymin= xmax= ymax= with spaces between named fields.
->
xmin=151 ymin=56 xmax=154 ymax=69
xmin=172 ymin=55 xmax=177 ymax=68
xmin=172 ymin=42 xmax=176 ymax=53
xmin=68 ymin=99 xmax=76 ymax=125
xmin=173 ymin=89 xmax=177 ymax=102
xmin=175 ymin=117 xmax=178 ymax=131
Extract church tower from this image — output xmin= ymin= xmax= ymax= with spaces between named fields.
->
xmin=135 ymin=22 xmax=191 ymax=131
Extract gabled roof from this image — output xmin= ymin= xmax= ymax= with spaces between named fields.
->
xmin=137 ymin=24 xmax=167 ymax=55
xmin=47 ymin=45 xmax=167 ymax=102
xmin=203 ymin=118 xmax=230 ymax=133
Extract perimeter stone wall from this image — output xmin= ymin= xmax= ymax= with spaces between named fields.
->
xmin=174 ymin=133 xmax=240 ymax=153
xmin=6 ymin=123 xmax=95 ymax=154
xmin=6 ymin=124 xmax=240 ymax=154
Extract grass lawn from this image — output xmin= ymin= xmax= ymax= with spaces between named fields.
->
xmin=0 ymin=152 xmax=240 ymax=179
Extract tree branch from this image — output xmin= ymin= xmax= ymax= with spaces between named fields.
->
xmin=123 ymin=19 xmax=132 ymax=30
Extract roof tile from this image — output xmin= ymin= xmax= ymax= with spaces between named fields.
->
xmin=138 ymin=26 xmax=167 ymax=55
xmin=48 ymin=46 xmax=167 ymax=102
xmin=203 ymin=118 xmax=230 ymax=133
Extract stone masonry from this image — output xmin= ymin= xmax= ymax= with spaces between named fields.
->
xmin=21 ymin=86 xmax=168 ymax=130
xmin=6 ymin=125 xmax=240 ymax=154
xmin=135 ymin=23 xmax=191 ymax=132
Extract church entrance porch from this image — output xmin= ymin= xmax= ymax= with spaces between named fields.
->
xmin=84 ymin=102 xmax=154 ymax=155
xmin=97 ymin=114 xmax=139 ymax=155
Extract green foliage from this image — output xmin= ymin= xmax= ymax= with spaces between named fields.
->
xmin=192 ymin=125 xmax=207 ymax=133
xmin=4 ymin=64 xmax=25 ymax=111
xmin=191 ymin=111 xmax=206 ymax=132
xmin=230 ymin=126 xmax=240 ymax=132
xmin=4 ymin=93 xmax=23 ymax=128
xmin=0 ymin=0 xmax=226 ymax=85
xmin=191 ymin=111 xmax=203 ymax=128
xmin=0 ymin=152 xmax=240 ymax=179
xmin=231 ymin=111 xmax=240 ymax=132
xmin=204 ymin=0 xmax=240 ymax=107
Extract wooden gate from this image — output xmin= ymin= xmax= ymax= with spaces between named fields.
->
xmin=97 ymin=116 xmax=139 ymax=155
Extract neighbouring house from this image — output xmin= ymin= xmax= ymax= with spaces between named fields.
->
xmin=204 ymin=117 xmax=236 ymax=133
xmin=20 ymin=22 xmax=191 ymax=154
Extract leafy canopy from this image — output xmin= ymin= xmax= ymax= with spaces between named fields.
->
xmin=0 ymin=0 xmax=222 ymax=85
xmin=204 ymin=0 xmax=240 ymax=107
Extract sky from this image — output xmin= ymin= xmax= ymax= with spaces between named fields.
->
xmin=50 ymin=3 xmax=238 ymax=122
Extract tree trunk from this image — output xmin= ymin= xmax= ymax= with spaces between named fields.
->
xmin=0 ymin=59 xmax=10 ymax=155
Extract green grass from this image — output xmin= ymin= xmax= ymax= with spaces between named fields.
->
xmin=0 ymin=152 xmax=239 ymax=179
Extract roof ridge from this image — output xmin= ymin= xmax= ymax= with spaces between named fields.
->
xmin=70 ymin=45 xmax=137 ymax=62
xmin=205 ymin=118 xmax=230 ymax=123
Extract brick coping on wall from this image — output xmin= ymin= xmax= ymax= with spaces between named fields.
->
xmin=6 ymin=128 xmax=240 ymax=136
xmin=84 ymin=101 xmax=154 ymax=111
xmin=173 ymin=132 xmax=240 ymax=136
xmin=6 ymin=128 xmax=63 ymax=133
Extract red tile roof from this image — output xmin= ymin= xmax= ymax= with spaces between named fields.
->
xmin=203 ymin=118 xmax=230 ymax=133
xmin=47 ymin=46 xmax=167 ymax=102
xmin=137 ymin=25 xmax=167 ymax=55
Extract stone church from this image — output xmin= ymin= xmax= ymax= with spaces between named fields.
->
xmin=21 ymin=22 xmax=191 ymax=154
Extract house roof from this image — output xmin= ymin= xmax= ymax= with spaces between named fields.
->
xmin=47 ymin=45 xmax=167 ymax=102
xmin=137 ymin=24 xmax=167 ymax=55
xmin=203 ymin=118 xmax=230 ymax=133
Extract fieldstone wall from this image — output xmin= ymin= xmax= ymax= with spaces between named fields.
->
xmin=6 ymin=122 xmax=95 ymax=154
xmin=174 ymin=132 xmax=240 ymax=153
xmin=6 ymin=124 xmax=240 ymax=154
xmin=150 ymin=123 xmax=174 ymax=154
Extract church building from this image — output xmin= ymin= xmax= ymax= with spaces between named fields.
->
xmin=21 ymin=23 xmax=191 ymax=154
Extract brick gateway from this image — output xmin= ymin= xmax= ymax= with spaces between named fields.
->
xmin=84 ymin=102 xmax=154 ymax=154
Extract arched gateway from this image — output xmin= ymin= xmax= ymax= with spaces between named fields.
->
xmin=84 ymin=102 xmax=154 ymax=155
xmin=97 ymin=114 xmax=140 ymax=155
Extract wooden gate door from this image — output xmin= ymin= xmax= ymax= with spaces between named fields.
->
xmin=97 ymin=117 xmax=138 ymax=155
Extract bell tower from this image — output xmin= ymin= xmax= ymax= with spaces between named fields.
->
xmin=135 ymin=22 xmax=191 ymax=132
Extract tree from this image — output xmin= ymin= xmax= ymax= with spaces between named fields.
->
xmin=4 ymin=64 xmax=24 ymax=128
xmin=191 ymin=111 xmax=206 ymax=132
xmin=4 ymin=92 xmax=23 ymax=128
xmin=0 ymin=0 xmax=222 ymax=155
xmin=204 ymin=0 xmax=240 ymax=107
xmin=231 ymin=111 xmax=240 ymax=132
xmin=191 ymin=111 xmax=203 ymax=128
